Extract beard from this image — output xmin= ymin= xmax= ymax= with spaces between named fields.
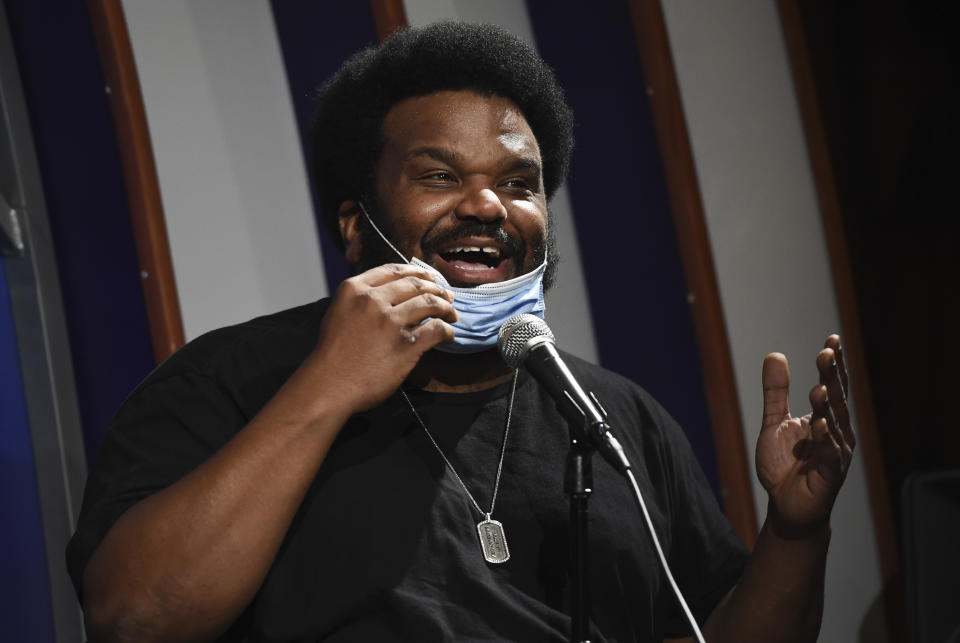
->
xmin=355 ymin=197 xmax=559 ymax=291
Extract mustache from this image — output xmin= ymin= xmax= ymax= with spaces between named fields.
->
xmin=421 ymin=222 xmax=523 ymax=257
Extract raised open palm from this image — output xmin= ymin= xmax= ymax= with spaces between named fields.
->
xmin=755 ymin=336 xmax=856 ymax=535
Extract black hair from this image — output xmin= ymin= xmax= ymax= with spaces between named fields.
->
xmin=310 ymin=21 xmax=574 ymax=249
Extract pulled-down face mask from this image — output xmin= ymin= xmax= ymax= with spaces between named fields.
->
xmin=358 ymin=203 xmax=546 ymax=353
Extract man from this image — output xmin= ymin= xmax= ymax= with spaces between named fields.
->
xmin=68 ymin=22 xmax=854 ymax=642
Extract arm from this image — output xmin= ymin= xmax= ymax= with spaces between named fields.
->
xmin=673 ymin=335 xmax=854 ymax=643
xmin=698 ymin=505 xmax=830 ymax=643
xmin=82 ymin=264 xmax=457 ymax=643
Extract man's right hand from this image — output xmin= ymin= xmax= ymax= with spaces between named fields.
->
xmin=308 ymin=262 xmax=457 ymax=414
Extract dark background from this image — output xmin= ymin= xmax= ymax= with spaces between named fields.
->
xmin=796 ymin=1 xmax=959 ymax=536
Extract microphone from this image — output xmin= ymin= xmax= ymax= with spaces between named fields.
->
xmin=498 ymin=314 xmax=630 ymax=474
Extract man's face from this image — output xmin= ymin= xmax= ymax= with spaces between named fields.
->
xmin=356 ymin=90 xmax=550 ymax=288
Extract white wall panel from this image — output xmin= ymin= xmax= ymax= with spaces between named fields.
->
xmin=121 ymin=0 xmax=326 ymax=341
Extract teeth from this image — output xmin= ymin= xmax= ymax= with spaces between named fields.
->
xmin=448 ymin=245 xmax=501 ymax=258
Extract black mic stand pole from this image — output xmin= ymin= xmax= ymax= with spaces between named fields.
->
xmin=502 ymin=331 xmax=626 ymax=642
xmin=565 ymin=435 xmax=593 ymax=643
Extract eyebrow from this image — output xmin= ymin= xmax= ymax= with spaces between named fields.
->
xmin=505 ymin=157 xmax=543 ymax=177
xmin=403 ymin=146 xmax=462 ymax=166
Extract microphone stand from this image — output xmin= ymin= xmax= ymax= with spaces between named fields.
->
xmin=565 ymin=435 xmax=594 ymax=643
xmin=517 ymin=340 xmax=618 ymax=642
xmin=500 ymin=330 xmax=628 ymax=641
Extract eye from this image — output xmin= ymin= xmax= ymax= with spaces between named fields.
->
xmin=501 ymin=178 xmax=536 ymax=194
xmin=419 ymin=171 xmax=457 ymax=182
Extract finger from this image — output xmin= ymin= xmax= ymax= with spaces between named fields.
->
xmin=392 ymin=292 xmax=459 ymax=326
xmin=818 ymin=348 xmax=855 ymax=451
xmin=824 ymin=334 xmax=849 ymax=396
xmin=808 ymin=415 xmax=834 ymax=448
xmin=816 ymin=347 xmax=834 ymax=386
xmin=810 ymin=415 xmax=842 ymax=466
xmin=761 ymin=353 xmax=791 ymax=429
xmin=407 ymin=317 xmax=456 ymax=348
xmin=356 ymin=262 xmax=440 ymax=287
xmin=375 ymin=275 xmax=455 ymax=306
xmin=809 ymin=383 xmax=842 ymax=448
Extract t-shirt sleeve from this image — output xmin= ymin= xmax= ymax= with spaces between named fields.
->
xmin=65 ymin=367 xmax=247 ymax=601
xmin=647 ymin=398 xmax=751 ymax=638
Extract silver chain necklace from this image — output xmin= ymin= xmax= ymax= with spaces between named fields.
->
xmin=400 ymin=370 xmax=518 ymax=564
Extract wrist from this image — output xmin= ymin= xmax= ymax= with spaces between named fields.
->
xmin=765 ymin=499 xmax=832 ymax=543
xmin=277 ymin=352 xmax=360 ymax=428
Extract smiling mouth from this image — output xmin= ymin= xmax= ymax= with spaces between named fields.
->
xmin=424 ymin=225 xmax=522 ymax=285
xmin=439 ymin=245 xmax=505 ymax=270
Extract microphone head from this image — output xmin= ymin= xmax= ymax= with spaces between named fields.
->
xmin=498 ymin=313 xmax=555 ymax=367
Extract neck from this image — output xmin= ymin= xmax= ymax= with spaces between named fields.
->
xmin=406 ymin=348 xmax=515 ymax=393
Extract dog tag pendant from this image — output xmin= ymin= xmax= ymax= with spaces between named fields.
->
xmin=477 ymin=514 xmax=510 ymax=564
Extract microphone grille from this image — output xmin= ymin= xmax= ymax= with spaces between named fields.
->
xmin=498 ymin=313 xmax=555 ymax=368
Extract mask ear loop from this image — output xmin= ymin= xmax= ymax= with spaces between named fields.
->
xmin=357 ymin=202 xmax=411 ymax=264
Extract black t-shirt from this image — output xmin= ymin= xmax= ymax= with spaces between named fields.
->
xmin=67 ymin=299 xmax=749 ymax=642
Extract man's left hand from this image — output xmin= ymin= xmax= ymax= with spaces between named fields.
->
xmin=755 ymin=335 xmax=856 ymax=536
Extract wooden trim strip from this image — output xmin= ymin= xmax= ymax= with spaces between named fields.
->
xmin=627 ymin=0 xmax=758 ymax=547
xmin=371 ymin=0 xmax=408 ymax=41
xmin=86 ymin=0 xmax=184 ymax=363
xmin=777 ymin=0 xmax=901 ymax=610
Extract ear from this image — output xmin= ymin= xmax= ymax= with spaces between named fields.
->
xmin=338 ymin=200 xmax=363 ymax=265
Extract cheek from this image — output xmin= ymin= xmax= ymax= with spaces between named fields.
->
xmin=511 ymin=200 xmax=542 ymax=217
xmin=510 ymin=200 xmax=548 ymax=238
xmin=393 ymin=187 xmax=456 ymax=220
xmin=389 ymin=197 xmax=454 ymax=253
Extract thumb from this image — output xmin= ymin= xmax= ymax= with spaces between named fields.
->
xmin=762 ymin=353 xmax=791 ymax=429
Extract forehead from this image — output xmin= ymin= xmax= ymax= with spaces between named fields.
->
xmin=380 ymin=90 xmax=541 ymax=161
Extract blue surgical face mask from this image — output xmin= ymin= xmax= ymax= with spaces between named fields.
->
xmin=358 ymin=203 xmax=546 ymax=353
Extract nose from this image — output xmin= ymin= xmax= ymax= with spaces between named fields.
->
xmin=454 ymin=186 xmax=508 ymax=223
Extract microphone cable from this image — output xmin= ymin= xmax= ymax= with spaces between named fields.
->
xmin=623 ymin=463 xmax=706 ymax=643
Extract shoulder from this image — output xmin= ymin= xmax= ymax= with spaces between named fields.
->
xmin=96 ymin=298 xmax=333 ymax=462
xmin=114 ymin=299 xmax=331 ymax=420
xmin=554 ymin=351 xmax=697 ymax=466
xmin=558 ymin=350 xmax=640 ymax=392
xmin=557 ymin=350 xmax=669 ymax=423
xmin=141 ymin=298 xmax=331 ymax=388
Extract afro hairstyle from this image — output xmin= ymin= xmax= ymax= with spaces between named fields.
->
xmin=310 ymin=21 xmax=574 ymax=249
